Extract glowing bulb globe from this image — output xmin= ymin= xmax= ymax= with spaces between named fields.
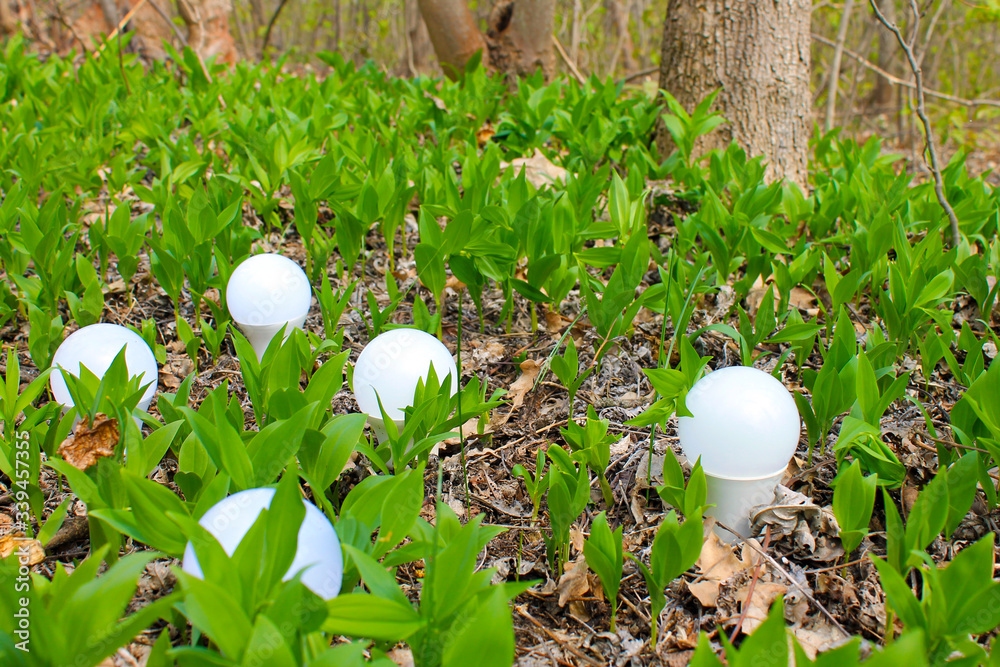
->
xmin=678 ymin=366 xmax=801 ymax=540
xmin=353 ymin=328 xmax=459 ymax=423
xmin=226 ymin=254 xmax=312 ymax=360
xmin=50 ymin=323 xmax=159 ymax=411
xmin=181 ymin=488 xmax=343 ymax=600
xmin=678 ymin=366 xmax=800 ymax=479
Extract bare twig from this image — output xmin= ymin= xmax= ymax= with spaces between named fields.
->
xmin=261 ymin=0 xmax=291 ymax=55
xmin=715 ymin=520 xmax=852 ymax=638
xmin=729 ymin=526 xmax=771 ymax=642
xmin=619 ymin=66 xmax=659 ymax=85
xmin=551 ymin=34 xmax=587 ymax=85
xmin=95 ymin=0 xmax=148 ymax=55
xmin=516 ymin=606 xmax=601 ymax=666
xmin=869 ymin=0 xmax=960 ymax=247
xmin=48 ymin=5 xmax=90 ymax=54
xmin=173 ymin=0 xmax=215 ymax=86
xmin=812 ymin=33 xmax=1000 ymax=109
xmin=825 ymin=0 xmax=856 ymax=131
xmin=147 ymin=0 xmax=188 ymax=47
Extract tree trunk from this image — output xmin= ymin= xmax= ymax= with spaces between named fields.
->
xmin=487 ymin=0 xmax=557 ymax=79
xmin=871 ymin=0 xmax=897 ymax=108
xmin=418 ymin=0 xmax=556 ymax=80
xmin=176 ymin=0 xmax=238 ymax=64
xmin=404 ymin=0 xmax=436 ymax=76
xmin=604 ymin=0 xmax=636 ymax=75
xmin=97 ymin=0 xmax=120 ymax=29
xmin=0 ymin=0 xmax=20 ymax=35
xmin=656 ymin=0 xmax=811 ymax=189
xmin=417 ymin=0 xmax=487 ymax=79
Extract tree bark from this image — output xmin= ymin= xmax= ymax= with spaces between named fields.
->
xmin=417 ymin=0 xmax=556 ymax=81
xmin=97 ymin=0 xmax=120 ymax=29
xmin=487 ymin=0 xmax=557 ymax=79
xmin=417 ymin=0 xmax=488 ymax=79
xmin=871 ymin=0 xmax=897 ymax=108
xmin=604 ymin=0 xmax=636 ymax=75
xmin=656 ymin=0 xmax=811 ymax=189
xmin=404 ymin=0 xmax=436 ymax=76
xmin=176 ymin=0 xmax=238 ymax=63
xmin=0 ymin=0 xmax=19 ymax=35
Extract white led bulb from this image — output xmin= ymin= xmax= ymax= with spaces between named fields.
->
xmin=678 ymin=366 xmax=800 ymax=540
xmin=226 ymin=254 xmax=312 ymax=361
xmin=50 ymin=323 xmax=159 ymax=412
xmin=181 ymin=487 xmax=343 ymax=600
xmin=352 ymin=328 xmax=458 ymax=441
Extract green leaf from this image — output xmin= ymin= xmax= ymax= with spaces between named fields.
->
xmin=832 ymin=460 xmax=876 ymax=556
xmin=242 ymin=615 xmax=298 ymax=667
xmin=933 ymin=535 xmax=1000 ymax=637
xmin=903 ymin=469 xmax=949 ymax=569
xmin=442 ymin=587 xmax=515 ymax=667
xmin=582 ymin=511 xmax=623 ymax=628
xmin=872 ymin=555 xmax=926 ymax=631
xmin=944 ymin=452 xmax=980 ymax=536
xmin=175 ymin=569 xmax=255 ymax=659
xmin=323 ymin=594 xmax=424 ymax=642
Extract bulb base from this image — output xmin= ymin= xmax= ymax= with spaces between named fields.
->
xmin=236 ymin=317 xmax=307 ymax=361
xmin=704 ymin=469 xmax=785 ymax=543
xmin=366 ymin=415 xmax=406 ymax=444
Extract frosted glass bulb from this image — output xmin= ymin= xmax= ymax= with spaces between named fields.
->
xmin=181 ymin=488 xmax=343 ymax=600
xmin=226 ymin=254 xmax=312 ymax=360
xmin=678 ymin=366 xmax=800 ymax=479
xmin=50 ymin=323 xmax=158 ymax=411
xmin=353 ymin=328 xmax=459 ymax=423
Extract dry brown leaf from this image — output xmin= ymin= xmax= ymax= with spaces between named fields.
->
xmin=507 ymin=359 xmax=540 ymax=410
xmin=0 ymin=534 xmax=45 ymax=565
xmin=734 ymin=581 xmax=787 ymax=634
xmin=792 ymin=619 xmax=847 ymax=659
xmin=475 ymin=122 xmax=495 ymax=147
xmin=557 ymin=557 xmax=591 ymax=607
xmin=789 ymin=287 xmax=817 ymax=310
xmin=57 ymin=413 xmax=119 ymax=470
xmin=441 ymin=417 xmax=493 ymax=446
xmin=503 ymin=149 xmax=569 ymax=189
xmin=423 ymin=90 xmax=447 ymax=110
xmin=745 ymin=276 xmax=777 ymax=318
xmin=688 ymin=522 xmax=753 ymax=607
xmin=159 ymin=371 xmax=182 ymax=390
xmin=545 ymin=309 xmax=568 ymax=334
xmin=387 ymin=647 xmax=415 ymax=667
xmin=750 ymin=485 xmax=821 ymax=540
xmin=444 ymin=275 xmax=466 ymax=292
xmin=467 ymin=339 xmax=506 ymax=372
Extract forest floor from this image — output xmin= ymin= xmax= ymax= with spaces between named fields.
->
xmin=3 ymin=131 xmax=998 ymax=665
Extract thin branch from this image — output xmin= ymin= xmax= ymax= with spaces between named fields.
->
xmin=147 ymin=0 xmax=189 ymax=46
xmin=95 ymin=0 xmax=148 ymax=55
xmin=47 ymin=5 xmax=90 ymax=54
xmin=261 ymin=0 xmax=291 ymax=55
xmin=551 ymin=34 xmax=587 ymax=84
xmin=729 ymin=526 xmax=771 ymax=642
xmin=619 ymin=66 xmax=659 ymax=85
xmin=870 ymin=0 xmax=960 ymax=248
xmin=715 ymin=521 xmax=852 ymax=639
xmin=825 ymin=0 xmax=856 ymax=132
xmin=812 ymin=33 xmax=1000 ymax=109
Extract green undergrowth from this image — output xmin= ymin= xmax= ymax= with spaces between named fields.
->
xmin=0 ymin=34 xmax=998 ymax=666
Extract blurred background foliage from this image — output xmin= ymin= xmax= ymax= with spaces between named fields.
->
xmin=229 ymin=0 xmax=1000 ymax=155
xmin=8 ymin=0 xmax=1000 ymax=158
